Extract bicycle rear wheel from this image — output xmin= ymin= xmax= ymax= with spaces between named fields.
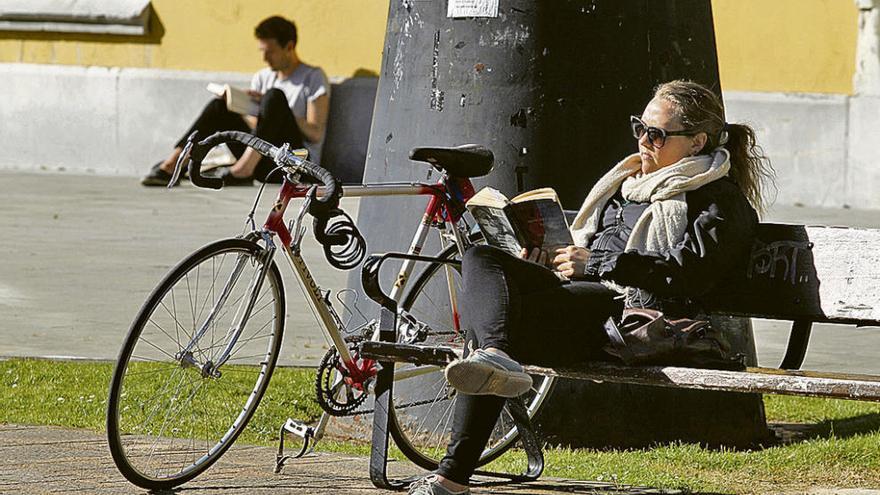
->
xmin=107 ymin=237 xmax=284 ymax=490
xmin=388 ymin=241 xmax=555 ymax=470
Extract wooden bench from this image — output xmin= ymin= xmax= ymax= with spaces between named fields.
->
xmin=357 ymin=222 xmax=880 ymax=489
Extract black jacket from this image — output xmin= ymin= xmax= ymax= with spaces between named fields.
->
xmin=583 ymin=176 xmax=758 ymax=313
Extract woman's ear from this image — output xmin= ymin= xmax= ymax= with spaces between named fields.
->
xmin=692 ymin=132 xmax=708 ymax=155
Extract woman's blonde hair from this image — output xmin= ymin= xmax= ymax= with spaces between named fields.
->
xmin=654 ymin=80 xmax=776 ymax=215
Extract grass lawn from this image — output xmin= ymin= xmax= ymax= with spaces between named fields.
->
xmin=2 ymin=357 xmax=880 ymax=493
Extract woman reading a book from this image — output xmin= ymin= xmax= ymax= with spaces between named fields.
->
xmin=408 ymin=80 xmax=775 ymax=495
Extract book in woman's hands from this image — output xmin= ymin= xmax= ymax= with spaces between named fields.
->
xmin=206 ymin=83 xmax=260 ymax=116
xmin=466 ymin=187 xmax=573 ymax=257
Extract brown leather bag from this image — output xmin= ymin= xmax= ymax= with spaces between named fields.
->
xmin=603 ymin=308 xmax=745 ymax=370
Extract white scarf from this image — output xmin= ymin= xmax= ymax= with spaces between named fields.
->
xmin=570 ymin=148 xmax=731 ymax=259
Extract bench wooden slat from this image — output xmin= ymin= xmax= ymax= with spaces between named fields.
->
xmin=708 ymin=224 xmax=880 ymax=325
xmin=360 ymin=341 xmax=880 ymax=402
xmin=525 ymin=362 xmax=880 ymax=402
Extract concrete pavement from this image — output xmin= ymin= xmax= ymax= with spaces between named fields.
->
xmin=1 ymin=169 xmax=879 ymax=373
xmin=2 ymin=170 xmax=880 ymax=494
xmin=0 ymin=424 xmax=678 ymax=494
xmin=0 ymin=170 xmax=353 ymax=367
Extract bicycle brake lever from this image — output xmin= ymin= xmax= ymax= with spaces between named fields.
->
xmin=169 ymin=135 xmax=194 ymax=189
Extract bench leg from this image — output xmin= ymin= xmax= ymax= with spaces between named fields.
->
xmin=472 ymin=397 xmax=544 ymax=482
xmin=780 ymin=319 xmax=812 ymax=370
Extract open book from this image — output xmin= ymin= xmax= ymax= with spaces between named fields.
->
xmin=206 ymin=83 xmax=260 ymax=116
xmin=466 ymin=187 xmax=573 ymax=257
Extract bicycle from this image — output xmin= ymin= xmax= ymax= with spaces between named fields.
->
xmin=106 ymin=130 xmax=556 ymax=490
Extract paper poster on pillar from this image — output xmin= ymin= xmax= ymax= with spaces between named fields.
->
xmin=447 ymin=0 xmax=499 ymax=18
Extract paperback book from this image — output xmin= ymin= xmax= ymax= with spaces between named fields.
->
xmin=466 ymin=187 xmax=573 ymax=257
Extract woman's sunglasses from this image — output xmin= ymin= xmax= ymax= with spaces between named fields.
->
xmin=630 ymin=115 xmax=700 ymax=149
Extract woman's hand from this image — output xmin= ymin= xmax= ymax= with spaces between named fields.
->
xmin=519 ymin=247 xmax=551 ymax=268
xmin=551 ymin=246 xmax=591 ymax=279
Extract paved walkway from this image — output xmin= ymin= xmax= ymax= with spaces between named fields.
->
xmin=0 ymin=424 xmax=677 ymax=494
xmin=0 ymin=170 xmax=350 ymax=367
xmin=1 ymin=170 xmax=879 ymax=373
xmin=3 ymin=171 xmax=880 ymax=494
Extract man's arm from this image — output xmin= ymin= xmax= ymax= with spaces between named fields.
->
xmin=295 ymin=93 xmax=329 ymax=143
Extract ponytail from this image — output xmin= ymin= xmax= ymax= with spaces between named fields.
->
xmin=655 ymin=80 xmax=777 ymax=217
xmin=723 ymin=123 xmax=776 ymax=216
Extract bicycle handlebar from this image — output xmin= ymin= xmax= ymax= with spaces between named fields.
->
xmin=181 ymin=130 xmax=340 ymax=212
xmin=177 ymin=131 xmax=359 ymax=261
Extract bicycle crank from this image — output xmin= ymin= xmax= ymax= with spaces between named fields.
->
xmin=315 ymin=337 xmax=377 ymax=416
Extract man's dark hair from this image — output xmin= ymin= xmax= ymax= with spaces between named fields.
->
xmin=255 ymin=16 xmax=297 ymax=48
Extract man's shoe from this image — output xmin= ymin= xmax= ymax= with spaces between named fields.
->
xmin=141 ymin=162 xmax=179 ymax=187
xmin=211 ymin=167 xmax=254 ymax=186
xmin=444 ymin=349 xmax=532 ymax=398
xmin=407 ymin=475 xmax=470 ymax=495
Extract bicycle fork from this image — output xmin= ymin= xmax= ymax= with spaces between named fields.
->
xmin=176 ymin=236 xmax=277 ymax=378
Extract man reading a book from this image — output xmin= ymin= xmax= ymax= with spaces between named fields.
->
xmin=141 ymin=15 xmax=329 ymax=187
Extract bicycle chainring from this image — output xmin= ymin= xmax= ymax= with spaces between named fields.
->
xmin=315 ymin=337 xmax=374 ymax=416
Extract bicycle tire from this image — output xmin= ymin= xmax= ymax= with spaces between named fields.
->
xmin=388 ymin=240 xmax=556 ymax=470
xmin=107 ymin=237 xmax=285 ymax=490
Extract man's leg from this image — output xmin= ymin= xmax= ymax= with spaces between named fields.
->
xmin=164 ymin=99 xmax=250 ymax=171
xmin=227 ymin=88 xmax=305 ymax=182
xmin=143 ymin=98 xmax=249 ymax=185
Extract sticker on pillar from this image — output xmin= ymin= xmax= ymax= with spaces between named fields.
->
xmin=447 ymin=0 xmax=499 ymax=18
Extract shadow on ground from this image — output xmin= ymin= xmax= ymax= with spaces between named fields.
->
xmin=770 ymin=412 xmax=880 ymax=445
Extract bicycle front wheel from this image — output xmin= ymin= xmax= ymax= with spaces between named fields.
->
xmin=389 ymin=242 xmax=556 ymax=470
xmin=107 ymin=237 xmax=285 ymax=490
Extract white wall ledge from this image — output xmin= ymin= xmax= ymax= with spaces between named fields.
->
xmin=0 ymin=62 xmax=876 ymax=209
xmin=0 ymin=0 xmax=151 ymax=36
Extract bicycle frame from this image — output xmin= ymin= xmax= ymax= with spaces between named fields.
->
xmin=265 ymin=175 xmax=476 ymax=367
xmin=175 ymin=169 xmax=478 ymax=460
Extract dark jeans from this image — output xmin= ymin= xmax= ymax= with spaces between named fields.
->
xmin=436 ymin=245 xmax=623 ymax=484
xmin=175 ymin=88 xmax=304 ymax=182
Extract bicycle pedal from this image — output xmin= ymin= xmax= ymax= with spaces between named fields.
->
xmin=282 ymin=418 xmax=314 ymax=439
xmin=275 ymin=418 xmax=316 ymax=473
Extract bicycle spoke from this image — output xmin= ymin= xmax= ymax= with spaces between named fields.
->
xmin=219 ymin=352 xmax=271 ymax=362
xmin=185 ymin=272 xmax=196 ymax=334
xmin=158 ymin=299 xmax=193 ymax=349
xmin=132 ymin=365 xmax=190 ymax=442
xmin=410 ymin=375 xmax=452 ymax=441
xmin=146 ymin=318 xmax=185 ymax=354
xmin=228 ymin=318 xmax=276 ymax=358
xmin=134 ymin=336 xmax=179 ymax=361
xmin=123 ymin=364 xmax=180 ymax=376
xmin=433 ymin=395 xmax=457 ymax=455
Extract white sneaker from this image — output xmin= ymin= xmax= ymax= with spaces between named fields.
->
xmin=407 ymin=474 xmax=470 ymax=495
xmin=444 ymin=349 xmax=532 ymax=398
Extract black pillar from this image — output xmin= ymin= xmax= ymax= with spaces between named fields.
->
xmin=351 ymin=0 xmax=769 ymax=448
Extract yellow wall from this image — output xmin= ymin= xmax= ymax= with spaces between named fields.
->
xmin=713 ymin=0 xmax=858 ymax=94
xmin=0 ymin=0 xmax=389 ymax=78
xmin=0 ymin=0 xmax=861 ymax=94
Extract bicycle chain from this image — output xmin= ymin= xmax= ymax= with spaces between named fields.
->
xmin=338 ymin=391 xmax=455 ymax=417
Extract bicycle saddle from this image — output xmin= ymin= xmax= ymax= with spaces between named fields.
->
xmin=409 ymin=145 xmax=494 ymax=178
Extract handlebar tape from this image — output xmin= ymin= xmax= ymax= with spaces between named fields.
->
xmin=186 ymin=131 xmax=339 ymax=210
